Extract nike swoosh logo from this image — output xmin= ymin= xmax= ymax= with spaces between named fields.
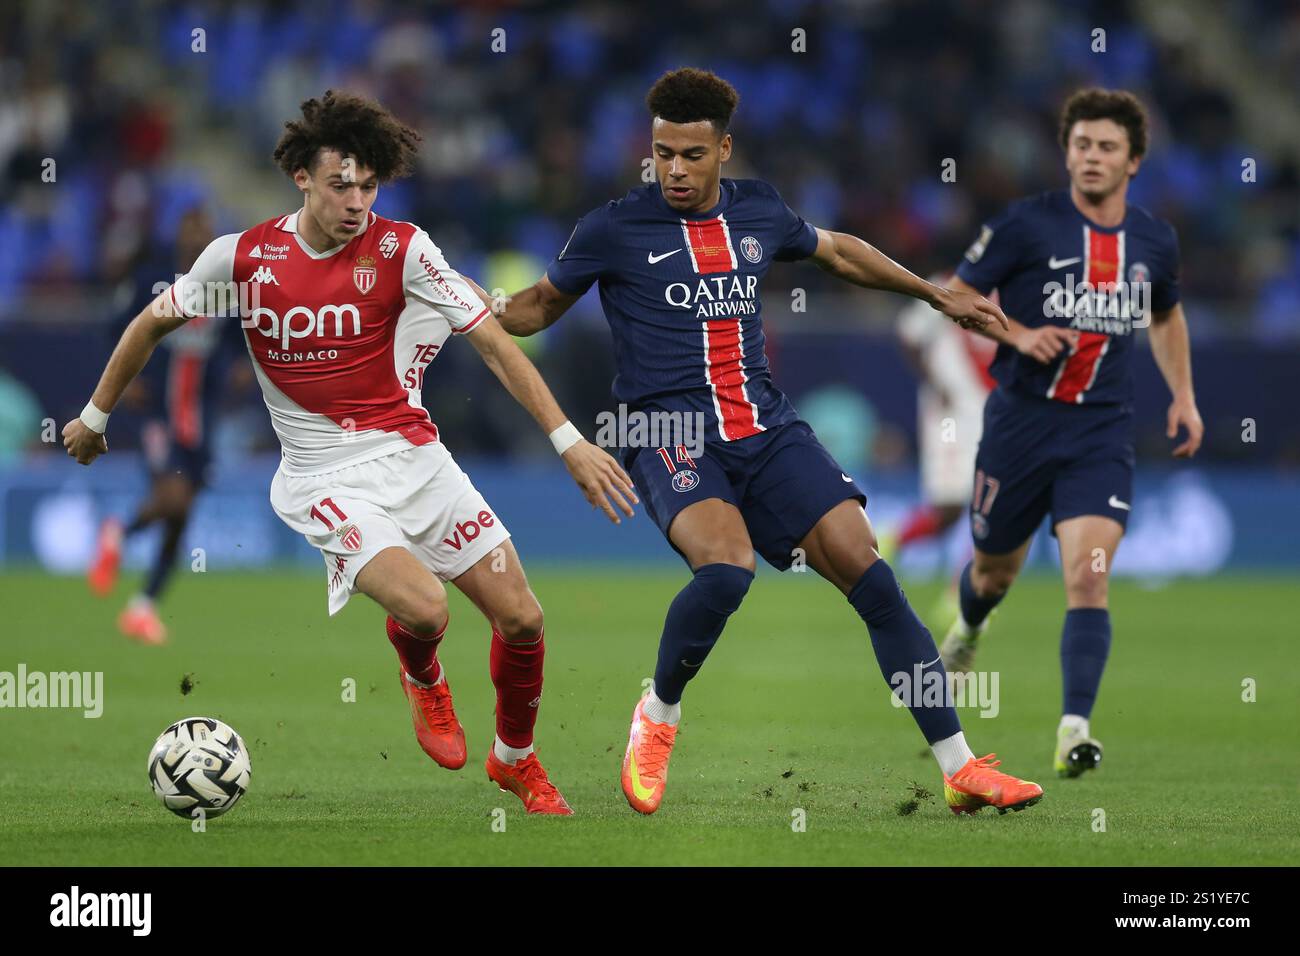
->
xmin=841 ymin=473 xmax=854 ymax=483
xmin=1049 ymin=256 xmax=1082 ymax=269
xmin=920 ymin=655 xmax=941 ymax=668
xmin=648 ymin=249 xmax=682 ymax=264
xmin=626 ymin=735 xmax=657 ymax=801
xmin=1108 ymin=495 xmax=1131 ymax=511
xmin=681 ymin=659 xmax=702 ymax=668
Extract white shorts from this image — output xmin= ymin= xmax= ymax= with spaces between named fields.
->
xmin=918 ymin=393 xmax=985 ymax=507
xmin=270 ymin=442 xmax=510 ymax=615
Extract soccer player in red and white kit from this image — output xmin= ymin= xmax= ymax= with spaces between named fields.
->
xmin=61 ymin=91 xmax=637 ymax=814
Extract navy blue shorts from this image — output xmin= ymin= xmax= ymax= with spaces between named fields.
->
xmin=625 ymin=420 xmax=866 ymax=570
xmin=970 ymin=388 xmax=1135 ymax=555
xmin=153 ymin=442 xmax=211 ymax=487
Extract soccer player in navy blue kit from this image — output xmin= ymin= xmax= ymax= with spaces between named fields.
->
xmin=488 ymin=68 xmax=1044 ymax=816
xmin=938 ymin=89 xmax=1204 ymax=777
xmin=87 ymin=207 xmax=248 ymax=644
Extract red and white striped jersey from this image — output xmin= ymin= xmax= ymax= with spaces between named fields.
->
xmin=169 ymin=210 xmax=488 ymax=475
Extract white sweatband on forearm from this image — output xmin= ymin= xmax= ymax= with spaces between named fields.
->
xmin=80 ymin=400 xmax=110 ymax=434
xmin=548 ymin=420 xmax=583 ymax=455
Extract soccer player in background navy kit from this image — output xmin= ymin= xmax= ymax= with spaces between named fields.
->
xmin=87 ymin=207 xmax=249 ymax=644
xmin=939 ymin=89 xmax=1204 ymax=777
xmin=488 ymin=68 xmax=1045 ymax=816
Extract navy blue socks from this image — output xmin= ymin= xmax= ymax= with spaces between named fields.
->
xmin=848 ymin=560 xmax=961 ymax=744
xmin=652 ymin=563 xmax=754 ymax=705
xmin=1061 ymin=607 xmax=1111 ymax=718
xmin=958 ymin=560 xmax=1004 ymax=628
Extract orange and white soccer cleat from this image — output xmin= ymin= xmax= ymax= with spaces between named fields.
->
xmin=944 ymin=753 xmax=1044 ymax=815
xmin=88 ymin=518 xmax=123 ymax=597
xmin=621 ymin=696 xmax=678 ymax=814
xmin=117 ymin=599 xmax=167 ymax=646
xmin=399 ymin=669 xmax=467 ymax=770
xmin=485 ymin=749 xmax=573 ymax=815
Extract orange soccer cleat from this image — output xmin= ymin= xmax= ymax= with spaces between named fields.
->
xmin=620 ymin=696 xmax=678 ymax=815
xmin=398 ymin=669 xmax=467 ymax=770
xmin=944 ymin=753 xmax=1044 ymax=815
xmin=88 ymin=518 xmax=123 ymax=597
xmin=485 ymin=749 xmax=573 ymax=815
xmin=117 ymin=599 xmax=167 ymax=646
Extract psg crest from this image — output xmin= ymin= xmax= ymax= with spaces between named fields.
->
xmin=671 ymin=469 xmax=699 ymax=493
xmin=337 ymin=523 xmax=364 ymax=552
xmin=740 ymin=235 xmax=762 ymax=263
xmin=353 ymin=255 xmax=377 ymax=295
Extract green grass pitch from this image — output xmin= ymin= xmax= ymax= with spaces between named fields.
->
xmin=0 ymin=566 xmax=1295 ymax=866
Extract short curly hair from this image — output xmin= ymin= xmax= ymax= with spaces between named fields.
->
xmin=272 ymin=90 xmax=421 ymax=181
xmin=1058 ymin=88 xmax=1149 ymax=159
xmin=645 ymin=68 xmax=739 ymax=133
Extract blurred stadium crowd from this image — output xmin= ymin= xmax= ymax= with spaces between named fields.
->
xmin=0 ymin=0 xmax=1297 ymax=465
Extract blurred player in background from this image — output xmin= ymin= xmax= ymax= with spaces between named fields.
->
xmin=940 ymin=89 xmax=1203 ymax=777
xmin=491 ymin=68 xmax=1044 ymax=817
xmin=64 ymin=91 xmax=636 ymax=814
xmin=882 ymin=273 xmax=996 ymax=610
xmin=87 ymin=206 xmax=250 ymax=645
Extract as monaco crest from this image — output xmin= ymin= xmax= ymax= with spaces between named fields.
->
xmin=353 ymin=255 xmax=377 ymax=295
xmin=338 ymin=523 xmax=363 ymax=552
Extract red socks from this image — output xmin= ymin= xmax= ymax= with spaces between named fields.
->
xmin=489 ymin=628 xmax=544 ymax=748
xmin=897 ymin=504 xmax=943 ymax=547
xmin=386 ymin=615 xmax=445 ymax=684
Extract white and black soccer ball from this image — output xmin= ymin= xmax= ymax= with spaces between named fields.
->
xmin=147 ymin=717 xmax=252 ymax=819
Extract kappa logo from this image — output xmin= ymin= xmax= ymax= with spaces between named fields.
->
xmin=442 ymin=510 xmax=497 ymax=550
xmin=379 ymin=230 xmax=399 ymax=259
xmin=250 ymin=266 xmax=279 ymax=285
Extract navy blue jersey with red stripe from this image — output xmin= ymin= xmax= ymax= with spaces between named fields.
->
xmin=955 ymin=190 xmax=1180 ymax=406
xmin=546 ymin=178 xmax=818 ymax=440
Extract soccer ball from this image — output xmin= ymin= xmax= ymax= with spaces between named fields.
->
xmin=147 ymin=717 xmax=252 ymax=819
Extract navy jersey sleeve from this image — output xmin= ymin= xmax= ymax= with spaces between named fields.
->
xmin=546 ymin=206 xmax=610 ymax=296
xmin=1151 ymin=223 xmax=1181 ymax=313
xmin=955 ymin=204 xmax=1028 ymax=294
xmin=770 ymin=187 xmax=819 ymax=262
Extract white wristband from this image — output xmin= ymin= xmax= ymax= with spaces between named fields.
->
xmin=80 ymin=400 xmax=110 ymax=434
xmin=548 ymin=420 xmax=583 ymax=455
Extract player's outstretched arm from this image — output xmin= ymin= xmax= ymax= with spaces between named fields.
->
xmin=463 ymin=315 xmax=639 ymax=523
xmin=1148 ymin=303 xmax=1202 ymax=458
xmin=810 ymin=227 xmax=1009 ymax=332
xmin=61 ymin=291 xmax=188 ymax=465
xmin=467 ymin=275 xmax=579 ymax=337
xmin=945 ymin=275 xmax=1078 ymax=363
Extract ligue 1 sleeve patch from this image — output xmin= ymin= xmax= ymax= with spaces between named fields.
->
xmin=964 ymin=225 xmax=994 ymax=264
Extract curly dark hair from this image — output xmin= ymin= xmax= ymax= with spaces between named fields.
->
xmin=1058 ymin=88 xmax=1149 ymax=159
xmin=645 ymin=68 xmax=739 ymax=133
xmin=272 ymin=90 xmax=421 ymax=181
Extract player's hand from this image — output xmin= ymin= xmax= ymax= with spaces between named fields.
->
xmin=1167 ymin=395 xmax=1203 ymax=458
xmin=1015 ymin=325 xmax=1078 ymax=364
xmin=561 ymin=440 xmax=639 ymax=524
xmin=61 ymin=418 xmax=108 ymax=465
xmin=934 ymin=288 xmax=1009 ymax=332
